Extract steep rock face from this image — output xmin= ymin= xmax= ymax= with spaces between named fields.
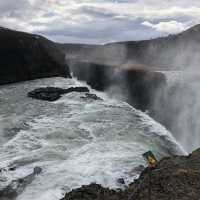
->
xmin=61 ymin=148 xmax=200 ymax=200
xmin=0 ymin=27 xmax=71 ymax=85
xmin=123 ymin=69 xmax=166 ymax=111
xmin=69 ymin=61 xmax=166 ymax=111
xmin=69 ymin=61 xmax=112 ymax=91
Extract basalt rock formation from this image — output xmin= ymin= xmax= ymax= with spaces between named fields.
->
xmin=61 ymin=148 xmax=200 ymax=200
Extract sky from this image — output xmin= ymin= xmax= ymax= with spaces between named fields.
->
xmin=0 ymin=0 xmax=200 ymax=44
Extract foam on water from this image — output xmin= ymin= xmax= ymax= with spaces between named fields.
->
xmin=0 ymin=77 xmax=186 ymax=200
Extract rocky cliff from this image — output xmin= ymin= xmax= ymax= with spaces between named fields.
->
xmin=0 ymin=27 xmax=71 ymax=85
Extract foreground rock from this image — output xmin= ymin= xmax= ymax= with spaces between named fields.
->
xmin=0 ymin=27 xmax=71 ymax=85
xmin=0 ymin=167 xmax=42 ymax=200
xmin=61 ymin=148 xmax=200 ymax=200
xmin=28 ymin=86 xmax=89 ymax=101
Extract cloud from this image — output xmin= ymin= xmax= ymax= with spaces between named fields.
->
xmin=142 ymin=20 xmax=187 ymax=34
xmin=0 ymin=0 xmax=200 ymax=43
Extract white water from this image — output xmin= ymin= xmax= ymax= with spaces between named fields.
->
xmin=0 ymin=77 xmax=185 ymax=200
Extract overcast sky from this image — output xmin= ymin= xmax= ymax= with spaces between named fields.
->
xmin=0 ymin=0 xmax=200 ymax=44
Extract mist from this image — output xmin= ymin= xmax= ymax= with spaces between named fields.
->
xmin=65 ymin=24 xmax=200 ymax=153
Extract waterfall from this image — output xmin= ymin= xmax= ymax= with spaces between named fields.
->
xmin=0 ymin=77 xmax=185 ymax=200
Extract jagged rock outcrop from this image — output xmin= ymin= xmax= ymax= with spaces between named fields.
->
xmin=0 ymin=27 xmax=71 ymax=85
xmin=61 ymin=148 xmax=200 ymax=200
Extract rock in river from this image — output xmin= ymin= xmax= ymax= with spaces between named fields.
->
xmin=28 ymin=86 xmax=89 ymax=101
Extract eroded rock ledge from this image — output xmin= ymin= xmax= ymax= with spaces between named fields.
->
xmin=61 ymin=148 xmax=200 ymax=200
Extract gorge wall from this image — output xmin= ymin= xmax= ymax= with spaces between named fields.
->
xmin=0 ymin=27 xmax=71 ymax=85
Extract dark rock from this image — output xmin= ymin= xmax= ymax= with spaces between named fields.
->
xmin=67 ymin=87 xmax=89 ymax=93
xmin=28 ymin=87 xmax=67 ymax=101
xmin=60 ymin=183 xmax=123 ymax=200
xmin=28 ymin=86 xmax=89 ymax=101
xmin=81 ymin=93 xmax=103 ymax=101
xmin=8 ymin=167 xmax=16 ymax=171
xmin=0 ymin=27 xmax=71 ymax=85
xmin=117 ymin=178 xmax=125 ymax=185
xmin=33 ymin=166 xmax=42 ymax=175
xmin=61 ymin=148 xmax=200 ymax=200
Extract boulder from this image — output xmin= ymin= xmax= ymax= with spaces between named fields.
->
xmin=80 ymin=93 xmax=103 ymax=101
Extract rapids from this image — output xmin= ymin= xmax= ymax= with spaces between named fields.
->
xmin=0 ymin=77 xmax=185 ymax=200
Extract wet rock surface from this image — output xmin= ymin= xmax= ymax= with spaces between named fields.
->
xmin=61 ymin=148 xmax=200 ymax=200
xmin=28 ymin=86 xmax=89 ymax=101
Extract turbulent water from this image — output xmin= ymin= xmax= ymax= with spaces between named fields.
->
xmin=0 ymin=77 xmax=185 ymax=200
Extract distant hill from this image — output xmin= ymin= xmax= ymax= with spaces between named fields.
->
xmin=0 ymin=27 xmax=71 ymax=85
xmin=61 ymin=24 xmax=200 ymax=70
